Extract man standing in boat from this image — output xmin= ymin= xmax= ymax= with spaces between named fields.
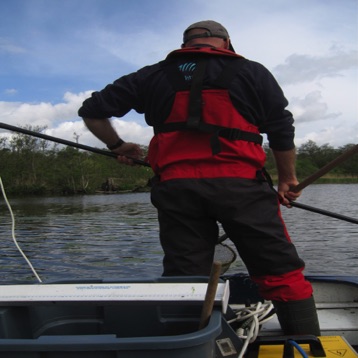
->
xmin=78 ymin=20 xmax=320 ymax=336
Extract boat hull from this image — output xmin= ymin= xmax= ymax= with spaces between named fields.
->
xmin=0 ymin=275 xmax=357 ymax=357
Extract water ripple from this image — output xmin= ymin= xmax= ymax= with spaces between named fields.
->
xmin=1 ymin=186 xmax=357 ymax=283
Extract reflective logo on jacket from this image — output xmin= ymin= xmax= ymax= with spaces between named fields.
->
xmin=148 ymin=47 xmax=266 ymax=182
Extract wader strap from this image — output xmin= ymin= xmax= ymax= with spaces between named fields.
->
xmin=209 ymin=57 xmax=249 ymax=154
xmin=187 ymin=59 xmax=207 ymax=129
xmin=256 ymin=168 xmax=273 ymax=185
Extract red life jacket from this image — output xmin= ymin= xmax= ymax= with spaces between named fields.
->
xmin=147 ymin=47 xmax=266 ymax=182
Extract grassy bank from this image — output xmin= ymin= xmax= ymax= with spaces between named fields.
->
xmin=270 ymin=176 xmax=358 ymax=185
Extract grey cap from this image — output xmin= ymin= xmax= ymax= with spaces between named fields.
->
xmin=183 ymin=20 xmax=229 ymax=43
xmin=183 ymin=20 xmax=235 ymax=51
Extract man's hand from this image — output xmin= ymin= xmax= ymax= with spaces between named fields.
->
xmin=82 ymin=117 xmax=145 ymax=166
xmin=277 ymin=180 xmax=301 ymax=207
xmin=113 ymin=142 xmax=143 ymax=165
xmin=272 ymin=148 xmax=301 ymax=207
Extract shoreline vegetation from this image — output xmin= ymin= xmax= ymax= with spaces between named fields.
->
xmin=96 ymin=176 xmax=358 ymax=196
xmin=272 ymin=175 xmax=358 ymax=184
xmin=0 ymin=126 xmax=357 ymax=197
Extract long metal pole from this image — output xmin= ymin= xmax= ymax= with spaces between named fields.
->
xmin=0 ymin=122 xmax=151 ymax=167
xmin=290 ymin=202 xmax=358 ymax=224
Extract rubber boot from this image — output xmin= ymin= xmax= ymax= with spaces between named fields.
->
xmin=273 ymin=296 xmax=321 ymax=336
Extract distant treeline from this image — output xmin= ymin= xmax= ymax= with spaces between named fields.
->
xmin=264 ymin=141 xmax=358 ymax=184
xmin=0 ymin=126 xmax=357 ymax=196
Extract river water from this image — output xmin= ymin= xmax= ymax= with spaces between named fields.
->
xmin=0 ymin=184 xmax=357 ymax=284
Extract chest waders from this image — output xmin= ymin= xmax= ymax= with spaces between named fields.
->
xmin=152 ymin=49 xmax=321 ymax=336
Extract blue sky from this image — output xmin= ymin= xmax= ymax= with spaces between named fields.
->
xmin=0 ymin=0 xmax=357 ymax=149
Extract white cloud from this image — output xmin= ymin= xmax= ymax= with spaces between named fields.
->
xmin=0 ymin=91 xmax=91 ymax=129
xmin=295 ymin=122 xmax=358 ymax=149
xmin=44 ymin=117 xmax=153 ymax=150
xmin=290 ymin=91 xmax=341 ymax=124
xmin=274 ymin=49 xmax=358 ymax=85
xmin=0 ymin=91 xmax=153 ymax=149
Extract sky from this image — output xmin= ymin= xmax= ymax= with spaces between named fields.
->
xmin=0 ymin=0 xmax=357 ymax=151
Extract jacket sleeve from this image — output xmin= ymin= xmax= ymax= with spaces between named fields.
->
xmin=78 ymin=71 xmax=145 ymax=119
xmin=239 ymin=61 xmax=295 ymax=151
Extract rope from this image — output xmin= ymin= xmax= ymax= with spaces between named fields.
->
xmin=228 ymin=301 xmax=274 ymax=358
xmin=0 ymin=177 xmax=42 ymax=282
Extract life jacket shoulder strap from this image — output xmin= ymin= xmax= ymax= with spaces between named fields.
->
xmin=187 ymin=59 xmax=207 ymax=129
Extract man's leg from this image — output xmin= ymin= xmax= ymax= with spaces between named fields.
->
xmin=251 ymin=270 xmax=321 ymax=336
xmin=216 ymin=178 xmax=321 ymax=335
xmin=151 ymin=180 xmax=218 ymax=276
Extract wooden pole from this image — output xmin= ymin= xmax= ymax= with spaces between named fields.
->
xmin=199 ymin=261 xmax=222 ymax=330
xmin=292 ymin=144 xmax=358 ymax=193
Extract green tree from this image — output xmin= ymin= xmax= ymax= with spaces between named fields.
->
xmin=262 ymin=143 xmax=277 ymax=177
xmin=337 ymin=144 xmax=358 ymax=177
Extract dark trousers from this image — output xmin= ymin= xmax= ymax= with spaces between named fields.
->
xmin=151 ymin=177 xmax=312 ymax=301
